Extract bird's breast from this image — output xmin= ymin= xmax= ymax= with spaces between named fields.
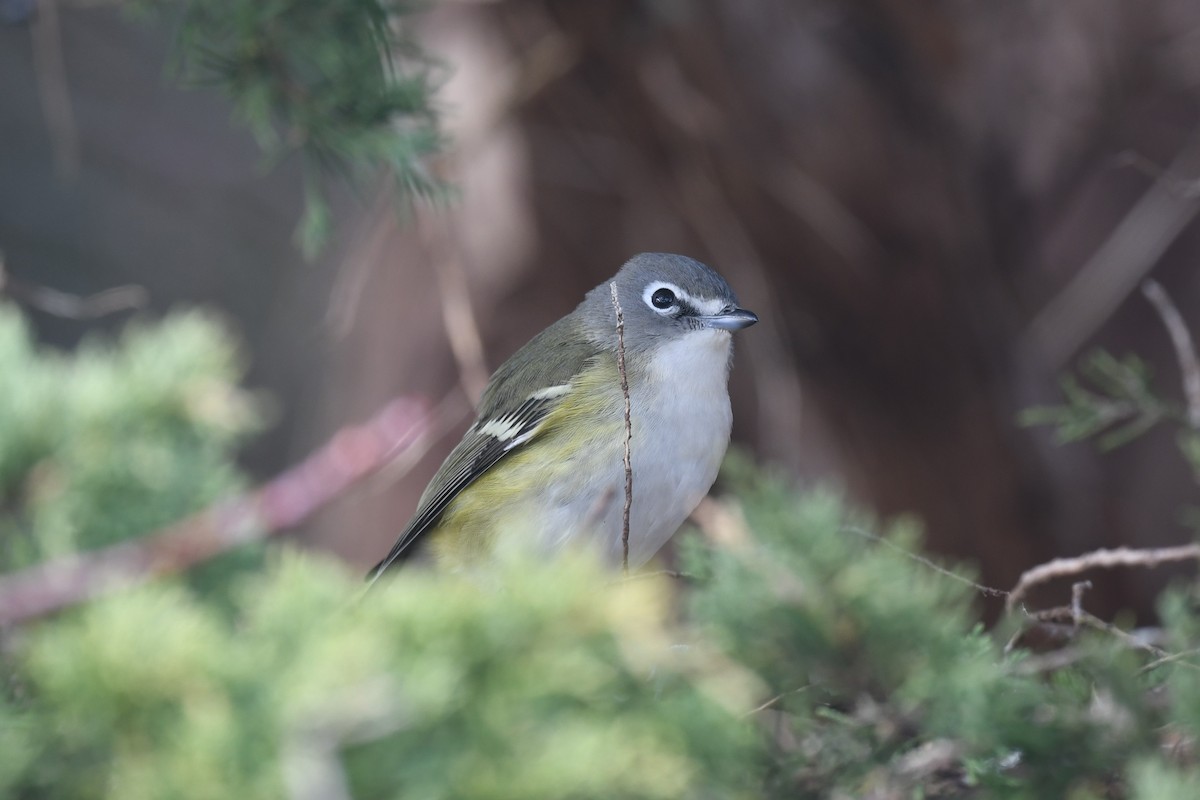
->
xmin=434 ymin=330 xmax=737 ymax=570
xmin=622 ymin=329 xmax=734 ymax=564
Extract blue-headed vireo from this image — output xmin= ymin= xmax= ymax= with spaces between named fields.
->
xmin=368 ymin=252 xmax=758 ymax=580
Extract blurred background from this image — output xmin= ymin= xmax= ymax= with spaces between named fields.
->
xmin=5 ymin=0 xmax=1200 ymax=617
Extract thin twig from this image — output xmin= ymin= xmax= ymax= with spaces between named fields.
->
xmin=1006 ymin=544 xmax=1200 ymax=613
xmin=610 ymin=281 xmax=633 ymax=574
xmin=1141 ymin=278 xmax=1200 ymax=428
xmin=1003 ymin=608 xmax=1075 ymax=654
xmin=1075 ymin=609 xmax=1174 ymax=661
xmin=841 ymin=525 xmax=1010 ymax=599
xmin=0 ymin=396 xmax=434 ymax=626
xmin=1140 ymin=646 xmax=1200 ymax=675
xmin=1005 ymin=605 xmax=1111 ymax=650
xmin=742 ymin=686 xmax=810 ymax=718
xmin=325 ymin=184 xmax=395 ymax=340
xmin=841 ymin=525 xmax=1200 ymax=673
xmin=0 ymin=253 xmax=147 ymax=318
xmin=1071 ymin=580 xmax=1092 ymax=629
xmin=423 ymin=215 xmax=491 ymax=404
xmin=837 ymin=524 xmax=1200 ymax=671
xmin=1005 ymin=601 xmax=1182 ymax=665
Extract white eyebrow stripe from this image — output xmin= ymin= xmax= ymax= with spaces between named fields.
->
xmin=643 ymin=280 xmax=730 ymax=316
xmin=688 ymin=296 xmax=727 ymax=315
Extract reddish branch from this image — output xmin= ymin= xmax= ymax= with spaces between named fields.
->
xmin=0 ymin=396 xmax=433 ymax=626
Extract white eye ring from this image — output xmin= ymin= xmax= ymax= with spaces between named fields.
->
xmin=644 ymin=281 xmax=685 ymax=314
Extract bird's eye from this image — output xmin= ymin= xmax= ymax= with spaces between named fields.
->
xmin=650 ymin=287 xmax=676 ymax=310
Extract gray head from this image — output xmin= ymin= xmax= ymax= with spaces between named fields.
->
xmin=579 ymin=253 xmax=758 ymax=354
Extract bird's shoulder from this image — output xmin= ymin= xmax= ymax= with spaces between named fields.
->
xmin=475 ymin=314 xmax=602 ymax=420
xmin=366 ymin=315 xmax=605 ymax=580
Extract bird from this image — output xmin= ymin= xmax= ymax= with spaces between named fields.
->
xmin=367 ymin=252 xmax=758 ymax=581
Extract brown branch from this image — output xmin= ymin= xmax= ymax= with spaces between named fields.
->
xmin=422 ymin=214 xmax=491 ymax=404
xmin=1005 ymin=598 xmax=1185 ymax=670
xmin=0 ymin=253 xmax=147 ymax=319
xmin=0 ymin=396 xmax=434 ymax=626
xmin=609 ymin=281 xmax=633 ymax=574
xmin=1075 ymin=608 xmax=1174 ymax=661
xmin=1026 ymin=134 xmax=1200 ymax=368
xmin=1045 ymin=582 xmax=1184 ymax=664
xmin=1070 ymin=580 xmax=1092 ymax=629
xmin=1141 ymin=278 xmax=1200 ymax=428
xmin=1006 ymin=544 xmax=1200 ymax=614
xmin=1114 ymin=150 xmax=1200 ymax=199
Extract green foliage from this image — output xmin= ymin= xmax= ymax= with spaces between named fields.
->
xmin=684 ymin=461 xmax=1180 ymax=797
xmin=132 ymin=0 xmax=445 ymax=255
xmin=4 ymin=310 xmax=1200 ymax=796
xmin=4 ymin=450 xmax=1200 ymax=796
xmin=1022 ymin=344 xmax=1200 ymax=529
xmin=1 ymin=554 xmax=762 ymax=800
xmin=1020 ymin=350 xmax=1171 ymax=450
xmin=0 ymin=303 xmax=260 ymax=570
xmin=1128 ymin=760 xmax=1200 ymax=800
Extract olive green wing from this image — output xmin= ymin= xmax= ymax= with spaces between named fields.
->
xmin=367 ymin=316 xmax=599 ymax=581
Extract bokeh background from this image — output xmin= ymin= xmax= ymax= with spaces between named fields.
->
xmin=5 ymin=0 xmax=1200 ymax=616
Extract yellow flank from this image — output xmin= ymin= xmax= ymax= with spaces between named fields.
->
xmin=430 ymin=355 xmax=628 ymax=568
